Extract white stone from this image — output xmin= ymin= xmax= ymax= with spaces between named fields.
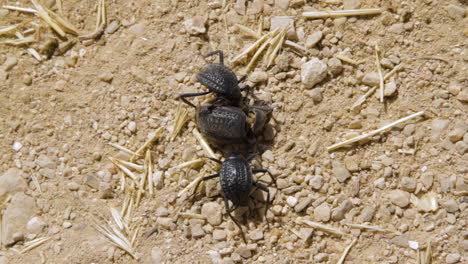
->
xmin=301 ymin=58 xmax=327 ymax=89
xmin=12 ymin=141 xmax=22 ymax=151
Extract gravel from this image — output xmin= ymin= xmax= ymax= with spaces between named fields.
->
xmin=389 ymin=190 xmax=410 ymax=208
xmin=201 ymin=202 xmax=223 ymax=226
xmin=301 ymin=58 xmax=328 ymax=89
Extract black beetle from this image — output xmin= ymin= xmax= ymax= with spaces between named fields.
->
xmin=196 ymin=104 xmax=248 ymax=144
xmin=192 ymin=152 xmax=275 ymax=242
xmin=179 ymin=50 xmax=248 ymax=108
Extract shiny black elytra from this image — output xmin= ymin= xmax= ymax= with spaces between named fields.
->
xmin=192 ymin=152 xmax=274 ymax=242
xmin=179 ymin=50 xmax=248 ymax=107
xmin=196 ymin=105 xmax=248 ymax=144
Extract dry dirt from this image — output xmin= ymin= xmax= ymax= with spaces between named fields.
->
xmin=0 ymin=0 xmax=467 ymax=263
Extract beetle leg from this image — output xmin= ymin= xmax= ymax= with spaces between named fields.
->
xmin=252 ymin=168 xmax=276 ymax=187
xmin=224 ymin=198 xmax=247 ymax=243
xmin=246 ymin=152 xmax=259 ymax=161
xmin=203 ymin=50 xmax=224 ymax=64
xmin=248 ymin=105 xmax=273 ymax=112
xmin=178 ymin=91 xmax=211 ymax=108
xmin=191 ymin=173 xmax=219 ymax=202
xmin=253 ymin=182 xmax=271 ymax=229
xmin=197 ymin=155 xmax=223 ymax=164
xmin=238 ymin=75 xmax=247 ymax=83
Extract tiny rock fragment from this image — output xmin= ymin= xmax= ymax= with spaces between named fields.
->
xmin=287 ymin=196 xmax=298 ymax=207
xmin=294 ymin=196 xmax=313 ymax=213
xmin=384 ymin=81 xmax=398 ymax=97
xmin=184 ymin=16 xmax=207 ymax=35
xmin=234 ymin=0 xmax=246 ymax=15
xmin=446 ymin=253 xmax=461 ymax=264
xmin=448 ymin=127 xmax=467 ymax=143
xmin=456 ymin=89 xmax=468 ymax=103
xmin=305 ymin=31 xmax=323 ymax=48
xmin=362 ymin=72 xmax=380 ymax=86
xmin=128 ymin=22 xmax=146 ymax=36
xmin=332 ymin=160 xmax=351 ymax=183
xmin=105 ymin=20 xmax=120 ymax=34
xmin=235 ymin=246 xmax=252 ymax=259
xmin=12 ymin=141 xmax=22 ymax=151
xmin=314 ymin=202 xmax=331 ymax=222
xmin=400 ymin=177 xmax=416 ymax=192
xmin=446 ymin=4 xmax=465 ymax=20
xmin=0 ymin=70 xmax=8 ymax=82
xmin=389 ymin=190 xmax=410 ymax=208
xmin=306 ymin=88 xmax=323 ymax=104
xmin=27 ymin=217 xmax=48 ymax=234
xmin=271 ymin=16 xmax=297 ymax=40
xmin=447 ymin=83 xmax=461 ymax=95
xmin=443 ymin=199 xmax=459 ymax=213
xmin=67 ymin=182 xmax=80 ymax=191
xmin=343 ymin=0 xmax=361 ymax=9
xmin=99 ymin=182 xmax=114 ymax=199
xmin=98 ymin=71 xmax=114 ymax=83
xmin=359 ymin=206 xmax=375 ymax=222
xmin=298 ymin=228 xmax=313 ymax=242
xmin=328 ymin=57 xmax=343 ymax=76
xmin=249 ymin=229 xmax=264 ymax=241
xmin=35 ymin=155 xmax=56 ymax=169
xmin=191 ymin=224 xmax=205 ymax=238
xmin=301 ymin=57 xmax=328 ymax=89
xmin=331 ymin=199 xmax=353 ymax=221
xmin=3 ymin=56 xmax=18 ymax=71
xmin=3 ymin=193 xmax=36 ymax=246
xmin=249 ymin=71 xmax=268 ymax=83
xmin=84 ymin=173 xmax=100 ymax=189
xmin=213 ymin=229 xmax=227 ymax=241
xmin=309 ymin=175 xmax=323 ymax=190
xmin=201 ymin=202 xmax=222 ymax=226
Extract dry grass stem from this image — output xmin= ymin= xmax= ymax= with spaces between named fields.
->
xmin=110 ymin=207 xmax=129 ymax=232
xmin=133 ymin=127 xmax=163 ymax=160
xmin=335 ymin=54 xmax=360 ymax=65
xmin=146 ymin=149 xmax=154 ymax=195
xmin=130 ymin=227 xmax=140 ymax=247
xmin=246 ymin=39 xmax=270 ymax=72
xmin=424 ymin=241 xmax=432 ymax=264
xmin=44 ymin=7 xmax=80 ymax=35
xmin=94 ymin=217 xmax=137 ymax=259
xmin=193 ymin=128 xmax=217 ymax=160
xmin=352 ymin=87 xmax=377 ymax=109
xmin=375 ymin=45 xmax=385 ymax=103
xmin=78 ymin=22 xmax=105 ymax=40
xmin=56 ymin=0 xmax=63 ymax=15
xmin=27 ymin=48 xmax=42 ymax=61
xmin=231 ymin=31 xmax=274 ymax=63
xmin=173 ymin=159 xmax=204 ymax=170
xmin=337 ymin=239 xmax=358 ymax=264
xmin=384 ymin=64 xmax=403 ymax=80
xmin=327 ymin=111 xmax=425 ymax=151
xmin=303 ymin=8 xmax=382 ymax=19
xmin=0 ymin=20 xmax=32 ymax=36
xmin=237 ymin=24 xmax=261 ymax=39
xmin=343 ymin=223 xmax=401 ymax=234
xmin=297 ymin=219 xmax=347 ymax=237
xmin=267 ymin=26 xmax=288 ymax=67
xmin=2 ymin=5 xmax=37 ymax=13
xmin=109 ymin=157 xmax=143 ymax=171
xmin=108 ymin=142 xmax=140 ymax=157
xmin=284 ymin=40 xmax=306 ymax=54
xmin=177 ymin=174 xmax=205 ymax=197
xmin=20 ymin=237 xmax=51 ymax=254
xmin=31 ymin=171 xmax=42 ymax=193
xmin=1 ymin=37 xmax=35 ymax=46
xmin=31 ymin=0 xmax=66 ymax=37
xmin=172 ymin=103 xmax=189 ymax=140
xmin=0 ymin=195 xmax=12 ymax=210
xmin=178 ymin=212 xmax=205 ymax=219
xmin=114 ymin=162 xmax=142 ymax=189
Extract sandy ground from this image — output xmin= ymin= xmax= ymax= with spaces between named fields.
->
xmin=0 ymin=0 xmax=467 ymax=263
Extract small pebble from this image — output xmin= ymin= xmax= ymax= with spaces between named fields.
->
xmin=67 ymin=182 xmax=80 ymax=191
xmin=362 ymin=72 xmax=380 ymax=86
xmin=314 ymin=202 xmax=331 ymax=222
xmin=445 ymin=253 xmax=461 ymax=264
xmin=305 ymin=31 xmax=323 ymax=48
xmin=301 ymin=58 xmax=328 ymax=89
xmin=213 ymin=229 xmax=226 ymax=241
xmin=389 ymin=190 xmax=410 ymax=208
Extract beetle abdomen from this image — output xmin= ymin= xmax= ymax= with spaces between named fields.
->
xmin=220 ymin=157 xmax=252 ymax=206
xmin=196 ymin=105 xmax=247 ymax=143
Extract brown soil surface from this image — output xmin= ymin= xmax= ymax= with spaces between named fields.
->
xmin=0 ymin=0 xmax=466 ymax=263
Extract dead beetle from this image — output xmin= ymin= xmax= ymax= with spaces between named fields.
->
xmin=192 ymin=152 xmax=275 ymax=242
xmin=196 ymin=105 xmax=248 ymax=144
xmin=179 ymin=50 xmax=248 ymax=108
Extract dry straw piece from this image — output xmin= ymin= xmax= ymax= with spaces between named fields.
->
xmin=297 ymin=219 xmax=348 ymax=237
xmin=19 ymin=237 xmax=51 ymax=254
xmin=192 ymin=128 xmax=217 ymax=160
xmin=2 ymin=5 xmax=37 ymax=13
xmin=343 ymin=223 xmax=401 ymax=235
xmin=303 ymin=8 xmax=382 ymax=19
xmin=375 ymin=45 xmax=385 ymax=103
xmin=337 ymin=239 xmax=358 ymax=264
xmin=327 ymin=111 xmax=425 ymax=151
xmin=171 ymin=103 xmax=189 ymax=140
